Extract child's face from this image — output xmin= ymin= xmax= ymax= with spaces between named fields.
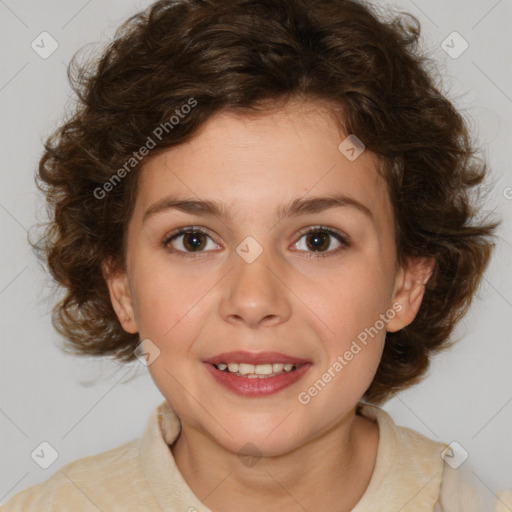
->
xmin=107 ymin=99 xmax=428 ymax=456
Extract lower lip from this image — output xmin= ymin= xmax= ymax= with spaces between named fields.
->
xmin=203 ymin=363 xmax=312 ymax=397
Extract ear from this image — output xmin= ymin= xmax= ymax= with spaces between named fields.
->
xmin=101 ymin=259 xmax=138 ymax=334
xmin=386 ymin=257 xmax=435 ymax=333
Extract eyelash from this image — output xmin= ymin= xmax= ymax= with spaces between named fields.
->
xmin=162 ymin=225 xmax=350 ymax=259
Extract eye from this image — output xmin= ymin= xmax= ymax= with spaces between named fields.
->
xmin=293 ymin=226 xmax=349 ymax=257
xmin=163 ymin=225 xmax=349 ymax=259
xmin=163 ymin=227 xmax=219 ymax=257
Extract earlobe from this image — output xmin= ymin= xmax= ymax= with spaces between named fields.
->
xmin=386 ymin=257 xmax=435 ymax=333
xmin=101 ymin=260 xmax=139 ymax=334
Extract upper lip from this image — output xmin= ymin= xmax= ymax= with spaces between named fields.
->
xmin=204 ymin=351 xmax=310 ymax=365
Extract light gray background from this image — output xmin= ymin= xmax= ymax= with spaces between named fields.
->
xmin=1 ymin=0 xmax=511 ymax=505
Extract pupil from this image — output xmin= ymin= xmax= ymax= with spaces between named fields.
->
xmin=184 ymin=232 xmax=205 ymax=251
xmin=307 ymin=232 xmax=329 ymax=251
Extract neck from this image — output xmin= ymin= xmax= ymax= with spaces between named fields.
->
xmin=171 ymin=407 xmax=379 ymax=512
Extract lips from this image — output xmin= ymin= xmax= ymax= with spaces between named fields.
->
xmin=204 ymin=351 xmax=310 ymax=366
xmin=203 ymin=351 xmax=312 ymax=397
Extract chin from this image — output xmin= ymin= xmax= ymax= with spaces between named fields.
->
xmin=207 ymin=414 xmax=308 ymax=458
xmin=225 ymin=432 xmax=303 ymax=460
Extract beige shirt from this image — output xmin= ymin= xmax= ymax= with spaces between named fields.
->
xmin=1 ymin=400 xmax=502 ymax=511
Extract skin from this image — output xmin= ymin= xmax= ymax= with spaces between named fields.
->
xmin=104 ymin=99 xmax=434 ymax=512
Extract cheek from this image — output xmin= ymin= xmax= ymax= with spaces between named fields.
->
xmin=132 ymin=266 xmax=212 ymax=412
xmin=130 ymin=259 xmax=211 ymax=345
xmin=291 ymin=259 xmax=394 ymax=401
xmin=302 ymin=259 xmax=394 ymax=337
xmin=297 ymin=266 xmax=390 ymax=408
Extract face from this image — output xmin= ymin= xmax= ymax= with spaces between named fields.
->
xmin=105 ymin=99 xmax=431 ymax=457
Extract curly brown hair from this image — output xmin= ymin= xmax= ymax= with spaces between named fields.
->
xmin=31 ymin=0 xmax=498 ymax=404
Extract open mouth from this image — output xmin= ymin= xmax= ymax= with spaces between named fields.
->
xmin=203 ymin=352 xmax=311 ymax=396
xmin=212 ymin=362 xmax=299 ymax=378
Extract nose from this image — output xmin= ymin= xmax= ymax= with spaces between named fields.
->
xmin=218 ymin=246 xmax=292 ymax=329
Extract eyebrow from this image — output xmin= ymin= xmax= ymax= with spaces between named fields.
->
xmin=142 ymin=193 xmax=374 ymax=224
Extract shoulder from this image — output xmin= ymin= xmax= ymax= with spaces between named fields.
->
xmin=359 ymin=404 xmax=502 ymax=512
xmin=353 ymin=404 xmax=445 ymax=510
xmin=434 ymin=463 xmax=499 ymax=512
xmin=391 ymin=419 xmax=499 ymax=511
xmin=1 ymin=438 xmax=155 ymax=512
xmin=360 ymin=403 xmax=446 ymax=467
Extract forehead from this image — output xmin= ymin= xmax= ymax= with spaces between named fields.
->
xmin=133 ymin=99 xmax=392 ymax=231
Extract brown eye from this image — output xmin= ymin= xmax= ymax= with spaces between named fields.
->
xmin=164 ymin=228 xmax=219 ymax=255
xmin=294 ymin=227 xmax=349 ymax=256
xmin=182 ymin=232 xmax=207 ymax=251
xmin=305 ymin=231 xmax=331 ymax=252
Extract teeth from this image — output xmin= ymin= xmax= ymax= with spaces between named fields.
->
xmin=215 ymin=362 xmax=297 ymax=377
xmin=255 ymin=363 xmax=273 ymax=375
xmin=238 ymin=363 xmax=255 ymax=375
